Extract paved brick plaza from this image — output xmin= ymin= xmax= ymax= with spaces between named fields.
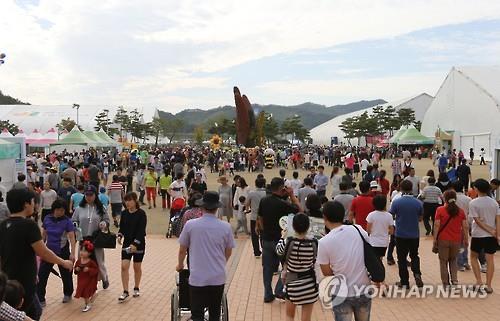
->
xmin=41 ymin=234 xmax=500 ymax=321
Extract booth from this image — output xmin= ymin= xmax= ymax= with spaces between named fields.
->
xmin=49 ymin=127 xmax=93 ymax=153
xmin=0 ymin=138 xmax=23 ymax=191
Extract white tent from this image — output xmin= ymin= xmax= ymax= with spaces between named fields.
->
xmin=421 ymin=66 xmax=500 ymax=161
xmin=0 ymin=128 xmax=13 ymax=137
xmin=310 ymin=93 xmax=434 ymax=146
xmin=15 ymin=129 xmax=26 ymax=138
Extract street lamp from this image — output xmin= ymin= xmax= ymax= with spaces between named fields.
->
xmin=72 ymin=103 xmax=80 ymax=126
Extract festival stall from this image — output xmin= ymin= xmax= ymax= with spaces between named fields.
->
xmin=49 ymin=127 xmax=93 ymax=153
xmin=388 ymin=125 xmax=408 ymax=144
xmin=397 ymin=126 xmax=435 ymax=145
xmin=96 ymin=129 xmax=120 ymax=147
xmin=0 ymin=138 xmax=22 ymax=191
xmin=15 ymin=129 xmax=27 ymax=138
xmin=83 ymin=130 xmax=112 ymax=148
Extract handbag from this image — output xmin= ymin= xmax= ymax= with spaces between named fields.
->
xmin=352 ymin=224 xmax=385 ymax=283
xmin=432 ymin=216 xmax=454 ymax=254
xmin=92 ymin=224 xmax=117 ymax=249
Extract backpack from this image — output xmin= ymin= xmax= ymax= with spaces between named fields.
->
xmin=279 ymin=237 xmax=318 ymax=285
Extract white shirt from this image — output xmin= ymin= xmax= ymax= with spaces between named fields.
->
xmin=330 ymin=174 xmax=342 ymax=198
xmin=169 ymin=180 xmax=187 ymax=199
xmin=289 ymin=179 xmax=303 ymax=196
xmin=470 ymin=196 xmax=500 ymax=238
xmin=366 ymin=210 xmax=393 ymax=247
xmin=360 ymin=159 xmax=370 ymax=171
xmin=317 ymin=224 xmax=371 ymax=297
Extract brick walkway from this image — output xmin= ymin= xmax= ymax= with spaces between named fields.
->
xmin=41 ymin=234 xmax=500 ymax=321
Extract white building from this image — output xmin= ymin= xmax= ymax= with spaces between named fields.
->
xmin=310 ymin=93 xmax=434 ymax=146
xmin=421 ymin=66 xmax=500 ymax=162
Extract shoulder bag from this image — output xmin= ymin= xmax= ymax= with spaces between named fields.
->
xmin=432 ymin=215 xmax=454 ymax=254
xmin=352 ymin=224 xmax=385 ymax=283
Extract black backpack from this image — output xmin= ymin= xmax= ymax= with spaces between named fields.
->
xmin=352 ymin=225 xmax=385 ymax=283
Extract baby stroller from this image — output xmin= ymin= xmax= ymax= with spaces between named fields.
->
xmin=171 ymin=269 xmax=229 ymax=321
xmin=166 ymin=197 xmax=186 ymax=238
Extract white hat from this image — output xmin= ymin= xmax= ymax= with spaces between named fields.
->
xmin=370 ymin=181 xmax=379 ymax=189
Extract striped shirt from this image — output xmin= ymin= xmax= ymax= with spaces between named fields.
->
xmin=108 ymin=182 xmax=124 ymax=204
xmin=420 ymin=185 xmax=442 ymax=204
xmin=276 ymin=238 xmax=316 ymax=273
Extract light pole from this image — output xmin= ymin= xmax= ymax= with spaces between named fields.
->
xmin=72 ymin=104 xmax=80 ymax=126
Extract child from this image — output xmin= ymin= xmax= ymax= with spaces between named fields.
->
xmin=99 ymin=187 xmax=110 ymax=213
xmin=229 ymin=159 xmax=235 ymax=176
xmin=4 ymin=280 xmax=25 ymax=310
xmin=366 ymin=195 xmax=394 ymax=262
xmin=234 ymin=195 xmax=249 ymax=237
xmin=74 ymin=240 xmax=99 ymax=312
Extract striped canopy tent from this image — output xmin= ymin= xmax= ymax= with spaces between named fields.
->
xmin=43 ymin=128 xmax=59 ymax=142
xmin=388 ymin=125 xmax=408 ymax=144
xmin=0 ymin=128 xmax=13 ymax=137
xmin=397 ymin=126 xmax=435 ymax=145
xmin=96 ymin=128 xmax=119 ymax=146
xmin=26 ymin=129 xmax=44 ymax=144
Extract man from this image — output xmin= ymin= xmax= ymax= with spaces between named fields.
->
xmin=288 ymin=171 xmax=302 ymax=197
xmin=108 ymin=175 xmax=125 ymax=228
xmin=177 ymin=191 xmax=235 ymax=321
xmin=61 ymin=162 xmax=77 ymax=187
xmin=298 ymin=177 xmax=316 ymax=210
xmin=438 ymin=153 xmax=448 ymax=173
xmin=404 ymin=167 xmax=420 ymax=197
xmin=390 ymin=180 xmax=424 ymax=288
xmin=348 ymin=181 xmax=373 ymax=231
xmin=313 ymin=165 xmax=328 ymax=197
xmin=0 ymin=189 xmax=73 ymax=320
xmin=318 ymin=201 xmax=372 ymax=321
xmin=360 ymin=157 xmax=370 ymax=177
xmin=190 ymin=173 xmax=207 ymax=195
xmin=246 ymin=177 xmax=267 ymax=257
xmin=456 ymin=159 xmax=472 ymax=191
xmin=12 ymin=174 xmax=28 ymax=190
xmin=185 ymin=162 xmax=196 ymax=190
xmin=26 ymin=167 xmax=36 ymax=186
xmin=87 ymin=161 xmax=101 ymax=191
xmin=419 ymin=177 xmax=443 ymax=236
xmin=57 ymin=177 xmax=77 ymax=208
xmin=257 ymin=177 xmax=301 ymax=303
xmin=391 ymin=155 xmax=402 ymax=178
xmin=469 ymin=179 xmax=500 ymax=294
xmin=333 ymin=182 xmax=354 ymax=222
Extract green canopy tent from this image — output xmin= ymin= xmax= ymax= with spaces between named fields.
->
xmin=50 ymin=127 xmax=93 ymax=146
xmin=83 ymin=131 xmax=111 ymax=147
xmin=389 ymin=125 xmax=408 ymax=144
xmin=0 ymin=138 xmax=21 ymax=190
xmin=96 ymin=129 xmax=120 ymax=147
xmin=397 ymin=126 xmax=435 ymax=145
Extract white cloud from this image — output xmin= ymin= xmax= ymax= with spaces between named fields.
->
xmin=1 ymin=0 xmax=500 ymax=109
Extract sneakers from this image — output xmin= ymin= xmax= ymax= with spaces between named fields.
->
xmin=254 ymin=254 xmax=262 ymax=259
xmin=133 ymin=287 xmax=140 ymax=298
xmin=82 ymin=304 xmax=91 ymax=312
xmin=264 ymin=296 xmax=275 ymax=303
xmin=274 ymin=293 xmax=286 ymax=302
xmin=480 ymin=264 xmax=487 ymax=273
xmin=62 ymin=295 xmax=72 ymax=303
xmin=415 ymin=274 xmax=424 ymax=288
xmin=118 ymin=291 xmax=129 ymax=303
xmin=102 ymin=280 xmax=109 ymax=290
xmin=459 ymin=266 xmax=466 ymax=272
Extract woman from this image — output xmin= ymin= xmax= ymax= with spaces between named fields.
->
xmin=276 ymin=214 xmax=318 ymax=321
xmin=420 ymin=169 xmax=435 ymax=191
xmin=159 ymin=167 xmax=173 ymax=210
xmin=144 ymin=166 xmax=157 ymax=209
xmin=217 ymin=176 xmax=233 ymax=222
xmin=390 ymin=174 xmax=402 ymax=195
xmin=435 ymin=172 xmax=451 ymax=193
xmin=232 ymin=177 xmax=249 ymax=213
xmin=377 ymin=170 xmax=390 ymax=196
xmin=329 ymin=166 xmax=342 ymax=199
xmin=433 ymin=190 xmax=468 ymax=287
xmin=117 ymin=192 xmax=147 ymax=301
xmin=37 ymin=199 xmax=77 ymax=306
xmin=72 ymin=185 xmax=110 ymax=289
xmin=126 ymin=168 xmax=134 ymax=194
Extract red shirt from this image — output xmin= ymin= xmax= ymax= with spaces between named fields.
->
xmin=378 ymin=178 xmax=390 ymax=196
xmin=434 ymin=206 xmax=466 ymax=242
xmin=350 ymin=194 xmax=374 ymax=230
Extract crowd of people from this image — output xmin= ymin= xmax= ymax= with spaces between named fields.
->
xmin=0 ymin=143 xmax=498 ymax=321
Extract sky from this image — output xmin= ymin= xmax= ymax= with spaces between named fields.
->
xmin=1 ymin=0 xmax=500 ymax=113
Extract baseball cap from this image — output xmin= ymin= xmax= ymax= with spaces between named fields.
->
xmin=370 ymin=181 xmax=379 ymax=189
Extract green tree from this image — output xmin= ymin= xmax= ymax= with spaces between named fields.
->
xmin=94 ymin=109 xmax=118 ymax=136
xmin=207 ymin=117 xmax=235 ymax=142
xmin=413 ymin=120 xmax=422 ymax=131
xmin=113 ymin=106 xmax=130 ymax=140
xmin=380 ymin=106 xmax=399 ymax=135
xmin=339 ymin=116 xmax=358 ymax=146
xmin=127 ymin=108 xmax=145 ymax=142
xmin=262 ymin=113 xmax=280 ymax=144
xmin=56 ymin=118 xmax=81 ymax=133
xmin=149 ymin=117 xmax=168 ymax=147
xmin=397 ymin=108 xmax=416 ymax=127
xmin=280 ymin=115 xmax=309 ymax=143
xmin=0 ymin=120 xmax=19 ymax=136
xmin=164 ymin=117 xmax=186 ymax=143
xmin=194 ymin=126 xmax=204 ymax=145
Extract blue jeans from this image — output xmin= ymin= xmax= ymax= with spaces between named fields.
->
xmin=332 ymin=295 xmax=371 ymax=321
xmin=262 ymin=240 xmax=284 ymax=299
xmin=457 ymin=246 xmax=468 ymax=267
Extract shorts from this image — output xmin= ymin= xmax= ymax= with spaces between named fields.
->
xmin=471 ymin=237 xmax=498 ymax=255
xmin=121 ymin=250 xmax=145 ymax=262
xmin=111 ymin=203 xmax=122 ymax=217
xmin=372 ymin=246 xmax=387 ymax=257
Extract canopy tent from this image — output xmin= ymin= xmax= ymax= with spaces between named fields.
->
xmin=15 ymin=129 xmax=26 ymax=138
xmin=26 ymin=129 xmax=44 ymax=145
xmin=44 ymin=128 xmax=59 ymax=141
xmin=96 ymin=129 xmax=119 ymax=146
xmin=0 ymin=138 xmax=21 ymax=191
xmin=397 ymin=126 xmax=435 ymax=145
xmin=389 ymin=126 xmax=408 ymax=144
xmin=0 ymin=128 xmax=13 ymax=137
xmin=50 ymin=127 xmax=93 ymax=146
xmin=83 ymin=131 xmax=112 ymax=147
xmin=59 ymin=129 xmax=69 ymax=140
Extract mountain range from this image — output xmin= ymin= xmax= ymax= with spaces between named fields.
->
xmin=157 ymin=99 xmax=386 ymax=131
